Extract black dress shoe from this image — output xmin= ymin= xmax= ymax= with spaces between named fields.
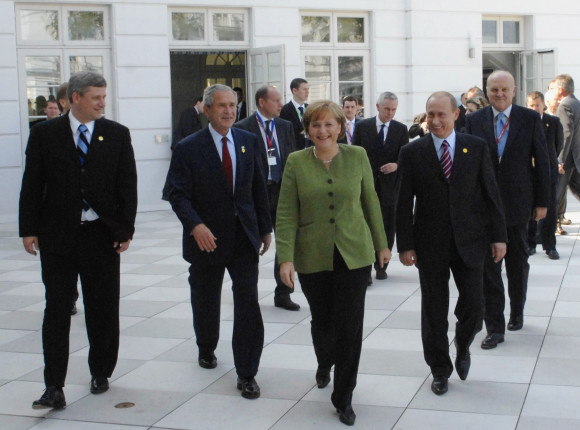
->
xmin=237 ymin=377 xmax=260 ymax=399
xmin=455 ymin=347 xmax=471 ymax=381
xmin=274 ymin=295 xmax=300 ymax=311
xmin=481 ymin=333 xmax=504 ymax=349
xmin=90 ymin=376 xmax=109 ymax=394
xmin=336 ymin=404 xmax=356 ymax=426
xmin=431 ymin=376 xmax=448 ymax=395
xmin=198 ymin=353 xmax=217 ymax=369
xmin=528 ymin=247 xmax=536 ymax=256
xmin=507 ymin=315 xmax=523 ymax=331
xmin=376 ymin=268 xmax=388 ymax=280
xmin=315 ymin=367 xmax=331 ymax=388
xmin=546 ymin=249 xmax=560 ymax=260
xmin=32 ymin=386 xmax=66 ymax=409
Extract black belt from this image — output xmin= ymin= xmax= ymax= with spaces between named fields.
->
xmin=267 ymin=180 xmax=280 ymax=186
xmin=80 ymin=219 xmax=101 ymax=227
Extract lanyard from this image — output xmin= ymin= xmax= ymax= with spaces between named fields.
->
xmin=255 ymin=114 xmax=275 ymax=149
xmin=495 ymin=116 xmax=510 ymax=144
xmin=346 ymin=121 xmax=353 ymax=142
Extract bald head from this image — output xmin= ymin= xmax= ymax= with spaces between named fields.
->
xmin=486 ymin=70 xmax=516 ymax=112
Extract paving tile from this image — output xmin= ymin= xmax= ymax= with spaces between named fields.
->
xmin=521 ymin=384 xmax=580 ymax=419
xmin=394 ymin=409 xmax=518 ymax=429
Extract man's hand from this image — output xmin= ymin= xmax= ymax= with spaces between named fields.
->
xmin=260 ymin=233 xmax=272 ymax=255
xmin=280 ymin=261 xmax=295 ymax=288
xmin=113 ymin=239 xmax=131 ymax=254
xmin=559 ymin=163 xmax=565 ymax=175
xmin=23 ymin=236 xmax=39 ymax=256
xmin=400 ymin=250 xmax=417 ymax=266
xmin=491 ymin=242 xmax=507 ymax=263
xmin=534 ymin=207 xmax=548 ymax=221
xmin=380 ymin=163 xmax=398 ymax=174
xmin=377 ymin=248 xmax=392 ymax=268
xmin=192 ymin=223 xmax=217 ymax=252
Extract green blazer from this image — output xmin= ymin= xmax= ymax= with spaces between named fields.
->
xmin=276 ymin=144 xmax=388 ymax=274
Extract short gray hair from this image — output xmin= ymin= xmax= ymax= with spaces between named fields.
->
xmin=376 ymin=91 xmax=398 ymax=105
xmin=67 ymin=71 xmax=106 ymax=102
xmin=554 ymin=74 xmax=575 ymax=94
xmin=204 ymin=84 xmax=237 ymax=108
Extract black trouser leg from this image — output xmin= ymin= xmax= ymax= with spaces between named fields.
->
xmin=483 ymin=254 xmax=505 ymax=335
xmin=505 ymin=224 xmax=530 ymax=317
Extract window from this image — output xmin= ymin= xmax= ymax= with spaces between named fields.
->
xmin=169 ymin=9 xmax=248 ymax=46
xmin=482 ymin=16 xmax=523 ymax=48
xmin=300 ymin=12 xmax=369 ymax=107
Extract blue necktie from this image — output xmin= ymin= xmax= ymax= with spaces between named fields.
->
xmin=265 ymin=120 xmax=282 ymax=183
xmin=377 ymin=123 xmax=386 ymax=147
xmin=77 ymin=124 xmax=89 ymax=165
xmin=496 ymin=112 xmax=508 ymax=157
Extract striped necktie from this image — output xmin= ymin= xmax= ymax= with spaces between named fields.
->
xmin=440 ymin=140 xmax=452 ymax=180
xmin=77 ymin=124 xmax=89 ymax=165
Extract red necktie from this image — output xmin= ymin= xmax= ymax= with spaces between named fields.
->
xmin=222 ymin=136 xmax=233 ymax=190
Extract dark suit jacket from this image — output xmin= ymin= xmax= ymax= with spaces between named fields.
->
xmin=542 ymin=113 xmax=563 ymax=176
xmin=337 ymin=117 xmax=359 ymax=144
xmin=455 ymin=104 xmax=467 ymax=132
xmin=465 ymin=104 xmax=550 ymax=226
xmin=164 ymin=127 xmax=272 ymax=264
xmin=556 ymin=94 xmax=580 ymax=170
xmin=237 ymin=101 xmax=247 ymax=122
xmin=19 ymin=114 xmax=138 ymax=252
xmin=396 ymin=133 xmax=507 ymax=272
xmin=233 ymin=113 xmax=296 ymax=180
xmin=352 ymin=117 xmax=409 ymax=206
xmin=280 ymin=101 xmax=308 ymax=150
xmin=173 ymin=107 xmax=203 ymax=149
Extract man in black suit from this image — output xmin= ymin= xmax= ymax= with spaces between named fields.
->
xmin=20 ymin=71 xmax=138 ymax=409
xmin=280 ymin=78 xmax=309 ymax=150
xmin=455 ymin=92 xmax=467 ymax=132
xmin=338 ymin=95 xmax=359 ymax=144
xmin=352 ymin=91 xmax=409 ymax=283
xmin=526 ymin=91 xmax=563 ymax=259
xmin=397 ymin=91 xmax=507 ymax=395
xmin=164 ymin=84 xmax=272 ymax=399
xmin=465 ymin=70 xmax=550 ymax=348
xmin=234 ymin=86 xmax=299 ymax=311
xmin=234 ymin=87 xmax=247 ymax=122
xmin=173 ymin=97 xmax=204 ymax=150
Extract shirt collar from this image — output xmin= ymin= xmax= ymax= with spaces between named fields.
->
xmin=69 ymin=110 xmax=95 ymax=137
xmin=291 ymin=98 xmax=305 ymax=110
xmin=256 ymin=109 xmax=273 ymax=122
xmin=491 ymin=104 xmax=513 ymax=119
xmin=432 ymin=130 xmax=456 ymax=154
xmin=375 ymin=116 xmax=390 ymax=128
xmin=208 ymin=123 xmax=233 ymax=145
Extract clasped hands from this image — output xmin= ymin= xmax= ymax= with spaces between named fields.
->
xmin=192 ymin=223 xmax=271 ymax=255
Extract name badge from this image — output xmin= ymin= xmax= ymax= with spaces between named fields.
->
xmin=268 ymin=156 xmax=278 ymax=166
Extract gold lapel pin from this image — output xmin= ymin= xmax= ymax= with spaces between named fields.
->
xmin=241 ymin=146 xmax=246 ymax=153
xmin=546 ymin=123 xmax=550 ymax=127
xmin=463 ymin=148 xmax=468 ymax=153
xmin=98 ymin=136 xmax=104 ymax=141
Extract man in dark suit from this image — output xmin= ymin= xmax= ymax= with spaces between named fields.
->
xmin=164 ymin=84 xmax=272 ymax=399
xmin=526 ymin=91 xmax=563 ymax=259
xmin=234 ymin=87 xmax=247 ymax=122
xmin=352 ymin=91 xmax=409 ymax=283
xmin=553 ymin=74 xmax=580 ymax=234
xmin=280 ymin=78 xmax=309 ymax=150
xmin=19 ymin=71 xmax=138 ymax=409
xmin=173 ymin=97 xmax=204 ymax=150
xmin=454 ymin=92 xmax=467 ymax=132
xmin=234 ymin=86 xmax=299 ymax=311
xmin=397 ymin=91 xmax=507 ymax=395
xmin=465 ymin=70 xmax=550 ymax=349
xmin=338 ymin=95 xmax=359 ymax=144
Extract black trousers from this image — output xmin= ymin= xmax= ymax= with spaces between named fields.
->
xmin=483 ymin=223 xmax=529 ymax=334
xmin=188 ymin=219 xmax=264 ymax=378
xmin=374 ymin=202 xmax=394 ymax=272
xmin=269 ymin=181 xmax=294 ymax=298
xmin=418 ymin=246 xmax=484 ymax=378
xmin=298 ymin=248 xmax=370 ymax=410
xmin=528 ymin=170 xmax=558 ymax=251
xmin=557 ymin=159 xmax=580 ymax=219
xmin=39 ymin=220 xmax=120 ymax=388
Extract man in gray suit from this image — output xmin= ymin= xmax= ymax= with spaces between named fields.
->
xmin=553 ymin=74 xmax=580 ymax=234
xmin=234 ymin=86 xmax=299 ymax=311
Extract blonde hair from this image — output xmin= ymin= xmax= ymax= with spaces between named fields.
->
xmin=302 ymin=100 xmax=346 ymax=140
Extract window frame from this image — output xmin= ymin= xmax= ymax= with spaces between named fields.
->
xmin=300 ymin=11 xmax=369 ymax=48
xmin=482 ymin=16 xmax=524 ymax=49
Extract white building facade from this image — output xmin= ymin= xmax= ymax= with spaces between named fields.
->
xmin=1 ymin=0 xmax=579 ymax=222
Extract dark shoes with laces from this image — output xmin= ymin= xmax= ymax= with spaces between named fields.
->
xmin=32 ymin=386 xmax=66 ymax=409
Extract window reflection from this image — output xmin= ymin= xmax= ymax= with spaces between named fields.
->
xmin=68 ymin=11 xmax=104 ymax=41
xmin=301 ymin=16 xmax=330 ymax=43
xmin=337 ymin=18 xmax=364 ymax=43
xmin=70 ymin=56 xmax=103 ymax=75
xmin=172 ymin=12 xmax=204 ymax=41
xmin=20 ymin=10 xmax=59 ymax=41
xmin=213 ymin=13 xmax=244 ymax=41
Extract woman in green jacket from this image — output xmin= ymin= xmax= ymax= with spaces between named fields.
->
xmin=276 ymin=100 xmax=390 ymax=426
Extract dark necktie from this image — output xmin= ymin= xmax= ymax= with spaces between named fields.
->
xmin=298 ymin=106 xmax=304 ymax=123
xmin=265 ymin=120 xmax=282 ymax=183
xmin=377 ymin=123 xmax=386 ymax=147
xmin=440 ymin=140 xmax=452 ymax=180
xmin=221 ymin=136 xmax=233 ymax=190
xmin=77 ymin=124 xmax=89 ymax=165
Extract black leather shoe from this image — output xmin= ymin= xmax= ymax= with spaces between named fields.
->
xmin=481 ymin=333 xmax=504 ymax=349
xmin=431 ymin=376 xmax=448 ymax=395
xmin=198 ymin=353 xmax=217 ymax=369
xmin=454 ymin=346 xmax=471 ymax=381
xmin=237 ymin=377 xmax=260 ymax=399
xmin=315 ymin=367 xmax=331 ymax=388
xmin=90 ymin=376 xmax=109 ymax=394
xmin=528 ymin=247 xmax=536 ymax=256
xmin=367 ymin=275 xmax=373 ymax=287
xmin=32 ymin=386 xmax=66 ymax=409
xmin=547 ymin=249 xmax=560 ymax=260
xmin=336 ymin=404 xmax=356 ymax=426
xmin=71 ymin=302 xmax=77 ymax=315
xmin=507 ymin=315 xmax=523 ymax=331
xmin=376 ymin=268 xmax=388 ymax=280
xmin=274 ymin=295 xmax=300 ymax=311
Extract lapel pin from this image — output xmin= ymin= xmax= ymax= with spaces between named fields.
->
xmin=546 ymin=123 xmax=550 ymax=127
xmin=241 ymin=146 xmax=246 ymax=153
xmin=463 ymin=148 xmax=468 ymax=153
xmin=98 ymin=136 xmax=104 ymax=141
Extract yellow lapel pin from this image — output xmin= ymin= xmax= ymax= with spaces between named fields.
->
xmin=98 ymin=136 xmax=104 ymax=141
xmin=463 ymin=148 xmax=468 ymax=153
xmin=241 ymin=146 xmax=246 ymax=153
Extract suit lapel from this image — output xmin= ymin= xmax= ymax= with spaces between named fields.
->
xmin=58 ymin=115 xmax=80 ymax=167
xmin=200 ymin=128 xmax=231 ymax=193
xmin=451 ymin=135 xmax=468 ymax=182
xmin=502 ymin=105 xmax=523 ymax=159
xmin=421 ymin=134 xmax=447 ymax=182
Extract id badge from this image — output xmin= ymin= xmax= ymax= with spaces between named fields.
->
xmin=268 ymin=156 xmax=278 ymax=166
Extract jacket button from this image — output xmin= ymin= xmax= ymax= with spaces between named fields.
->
xmin=328 ymin=192 xmax=333 ymax=197
xmin=330 ymin=218 xmax=335 ymax=223
xmin=329 ymin=205 xmax=335 ymax=210
xmin=327 ymin=179 xmax=333 ymax=184
xmin=80 ymin=168 xmax=85 ymax=173
xmin=80 ymin=189 xmax=85 ymax=194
